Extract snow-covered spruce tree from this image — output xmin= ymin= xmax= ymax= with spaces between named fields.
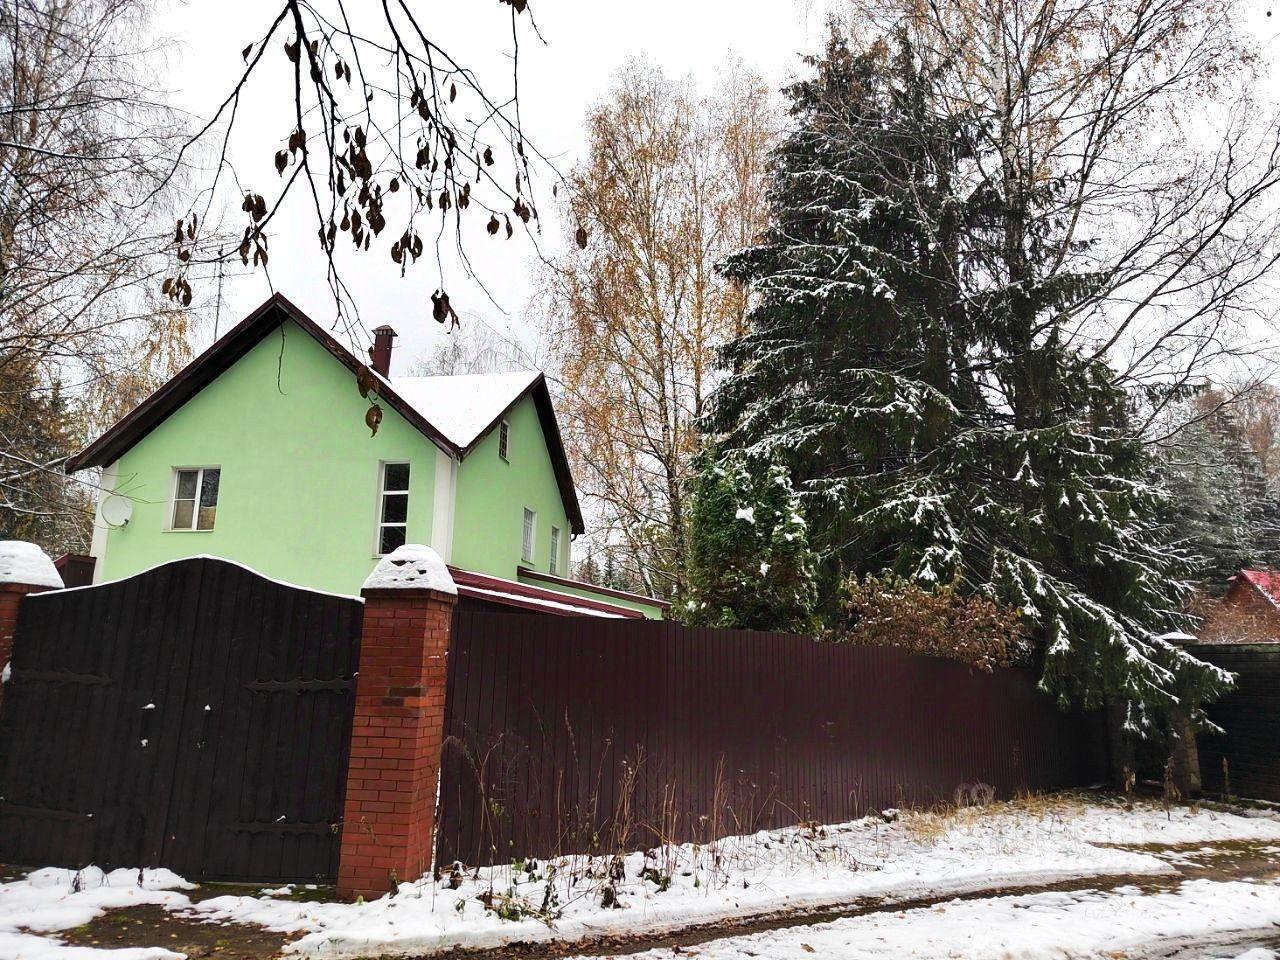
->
xmin=705 ymin=27 xmax=1231 ymax=733
xmin=681 ymin=452 xmax=819 ymax=632
xmin=1152 ymin=404 xmax=1280 ymax=591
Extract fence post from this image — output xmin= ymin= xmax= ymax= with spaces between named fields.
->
xmin=337 ymin=545 xmax=457 ymax=902
xmin=0 ymin=542 xmax=63 ymax=707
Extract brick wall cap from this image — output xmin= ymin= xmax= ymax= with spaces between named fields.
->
xmin=0 ymin=541 xmax=63 ymax=589
xmin=361 ymin=586 xmax=458 ymax=604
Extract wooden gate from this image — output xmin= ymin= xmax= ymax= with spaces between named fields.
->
xmin=0 ymin=557 xmax=362 ymax=882
xmin=1188 ymin=643 xmax=1280 ymax=802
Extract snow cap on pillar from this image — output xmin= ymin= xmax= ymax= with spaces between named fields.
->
xmin=362 ymin=543 xmax=457 ymax=594
xmin=0 ymin=541 xmax=63 ymax=589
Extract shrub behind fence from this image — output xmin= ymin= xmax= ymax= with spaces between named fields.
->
xmin=436 ymin=611 xmax=1105 ymax=867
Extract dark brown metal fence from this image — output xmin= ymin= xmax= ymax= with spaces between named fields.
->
xmin=1188 ymin=643 xmax=1280 ymax=801
xmin=436 ymin=611 xmax=1106 ymax=867
xmin=0 ymin=557 xmax=363 ymax=882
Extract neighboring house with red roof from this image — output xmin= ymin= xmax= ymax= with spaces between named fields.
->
xmin=1197 ymin=570 xmax=1280 ymax=644
xmin=69 ymin=294 xmax=666 ymax=619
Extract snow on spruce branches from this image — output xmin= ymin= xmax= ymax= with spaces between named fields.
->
xmin=694 ymin=22 xmax=1258 ymax=729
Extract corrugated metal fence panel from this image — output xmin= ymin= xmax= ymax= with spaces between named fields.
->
xmin=1187 ymin=643 xmax=1280 ymax=801
xmin=437 ymin=611 xmax=1105 ymax=866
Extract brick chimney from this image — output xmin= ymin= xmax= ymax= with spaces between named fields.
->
xmin=369 ymin=325 xmax=398 ymax=376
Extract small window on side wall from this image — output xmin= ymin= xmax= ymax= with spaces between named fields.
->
xmin=498 ymin=420 xmax=510 ymax=461
xmin=550 ymin=526 xmax=561 ymax=575
xmin=522 ymin=507 xmax=536 ymax=563
xmin=377 ymin=462 xmax=410 ymax=555
xmin=171 ymin=467 xmax=220 ymax=531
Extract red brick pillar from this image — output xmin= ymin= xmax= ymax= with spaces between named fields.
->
xmin=0 ymin=543 xmax=63 ymax=709
xmin=337 ymin=546 xmax=457 ymax=901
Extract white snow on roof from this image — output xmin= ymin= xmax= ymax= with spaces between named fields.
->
xmin=0 ymin=541 xmax=63 ymax=589
xmin=388 ymin=370 xmax=540 ymax=449
xmin=363 ymin=544 xmax=457 ymax=594
xmin=459 ymin=584 xmax=625 ymax=618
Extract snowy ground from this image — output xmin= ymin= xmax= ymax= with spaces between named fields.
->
xmin=6 ymin=795 xmax=1280 ymax=958
xmin=0 ymin=867 xmax=193 ymax=960
xmin=587 ymin=880 xmax=1280 ymax=960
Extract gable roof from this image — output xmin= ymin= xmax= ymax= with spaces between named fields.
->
xmin=390 ymin=371 xmax=540 ymax=450
xmin=68 ymin=293 xmax=584 ymax=534
xmin=1238 ymin=570 xmax=1280 ymax=608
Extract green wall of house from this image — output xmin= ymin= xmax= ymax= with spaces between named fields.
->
xmin=450 ymin=392 xmax=571 ymax=580
xmin=97 ymin=320 xmax=439 ymax=596
xmin=92 ymin=315 xmax=662 ymax=617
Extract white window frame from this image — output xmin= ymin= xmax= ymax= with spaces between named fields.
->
xmin=375 ymin=461 xmax=411 ymax=556
xmin=521 ymin=507 xmax=537 ymax=563
xmin=167 ymin=466 xmax=220 ymax=532
xmin=549 ymin=525 xmax=561 ymax=575
xmin=498 ymin=419 xmax=510 ymax=462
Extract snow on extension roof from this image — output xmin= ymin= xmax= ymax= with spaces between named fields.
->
xmin=388 ymin=371 xmax=541 ymax=450
xmin=0 ymin=541 xmax=64 ymax=589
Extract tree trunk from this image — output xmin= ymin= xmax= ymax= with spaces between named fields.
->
xmin=1105 ymin=696 xmax=1136 ymax=789
xmin=1168 ymin=706 xmax=1202 ymax=797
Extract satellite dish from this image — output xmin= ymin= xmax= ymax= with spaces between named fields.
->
xmin=100 ymin=494 xmax=133 ymax=528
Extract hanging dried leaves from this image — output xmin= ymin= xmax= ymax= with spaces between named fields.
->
xmin=170 ymin=0 xmax=555 ymax=391
xmin=431 ymin=289 xmax=459 ymax=327
xmin=365 ymin=402 xmax=383 ymax=436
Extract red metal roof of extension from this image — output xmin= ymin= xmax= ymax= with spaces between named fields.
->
xmin=1239 ymin=570 xmax=1280 ymax=605
xmin=447 ymin=566 xmax=647 ymax=619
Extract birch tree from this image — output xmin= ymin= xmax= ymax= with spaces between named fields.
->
xmin=539 ymin=59 xmax=778 ymax=599
xmin=0 ymin=0 xmax=204 ymax=552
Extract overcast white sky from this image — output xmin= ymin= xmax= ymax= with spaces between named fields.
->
xmin=158 ymin=1 xmax=1280 ymax=376
xmin=160 ymin=0 xmax=828 ymax=371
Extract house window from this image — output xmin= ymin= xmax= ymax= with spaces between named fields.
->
xmin=522 ymin=507 xmax=536 ymax=563
xmin=377 ymin=462 xmax=410 ymax=555
xmin=171 ymin=467 xmax=220 ymax=531
xmin=498 ymin=420 xmax=510 ymax=461
xmin=550 ymin=526 xmax=561 ymax=575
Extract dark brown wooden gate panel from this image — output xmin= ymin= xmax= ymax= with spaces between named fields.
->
xmin=1188 ymin=643 xmax=1280 ymax=801
xmin=0 ymin=557 xmax=362 ymax=882
xmin=436 ymin=611 xmax=1106 ymax=867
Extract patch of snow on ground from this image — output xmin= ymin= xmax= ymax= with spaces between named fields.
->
xmin=1070 ymin=803 xmax=1280 ymax=846
xmin=0 ymin=867 xmax=192 ymax=960
xmin=593 ymin=879 xmax=1280 ymax=960
xmin=179 ymin=798 xmax=1280 ymax=957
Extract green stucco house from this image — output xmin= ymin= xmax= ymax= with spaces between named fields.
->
xmin=69 ymin=294 xmax=664 ymax=619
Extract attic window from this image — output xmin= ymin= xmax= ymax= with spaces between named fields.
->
xmin=498 ymin=420 xmax=510 ymax=461
xmin=550 ymin=526 xmax=561 ymax=575
xmin=377 ymin=462 xmax=410 ymax=555
xmin=171 ymin=467 xmax=219 ymax=531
